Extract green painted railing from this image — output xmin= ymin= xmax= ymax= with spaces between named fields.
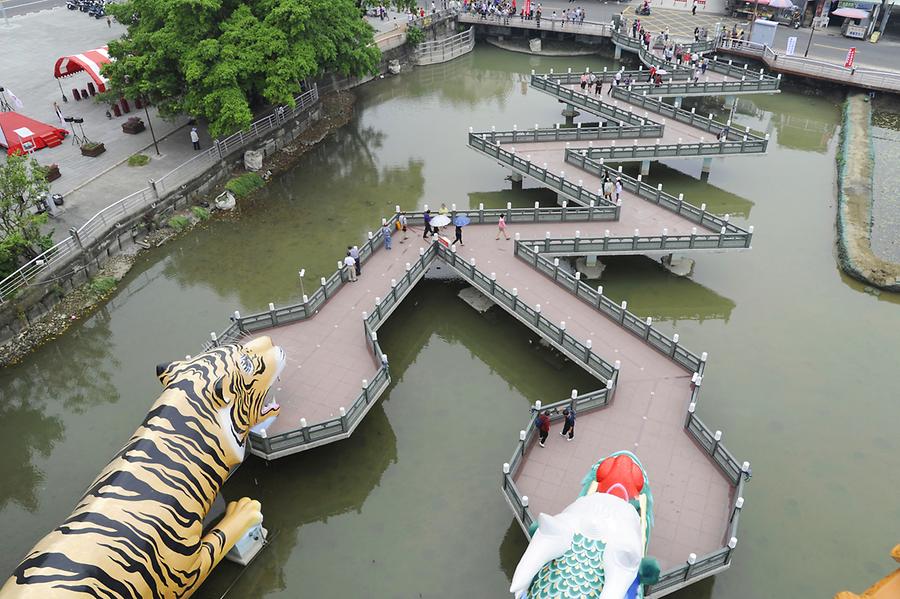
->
xmin=476 ymin=123 xmax=663 ymax=143
xmin=562 ymin=151 xmax=752 ymax=237
xmin=531 ymin=74 xmax=769 ymax=146
xmin=513 ymin=242 xmax=707 ymax=373
xmin=530 ymin=76 xmax=648 ymax=127
xmin=501 ymin=387 xmax=612 ymax=532
xmin=467 ymin=132 xmax=621 ymax=213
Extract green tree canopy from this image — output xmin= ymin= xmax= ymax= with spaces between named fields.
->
xmin=104 ymin=0 xmax=381 ymax=137
xmin=0 ymin=153 xmax=52 ymax=279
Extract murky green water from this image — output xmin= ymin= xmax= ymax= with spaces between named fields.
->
xmin=1 ymin=47 xmax=899 ymax=598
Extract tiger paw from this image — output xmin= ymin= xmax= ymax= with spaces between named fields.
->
xmin=221 ymin=497 xmax=263 ymax=537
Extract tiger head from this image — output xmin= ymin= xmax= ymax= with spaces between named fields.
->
xmin=156 ymin=336 xmax=285 ymax=461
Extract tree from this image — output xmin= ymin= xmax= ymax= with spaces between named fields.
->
xmin=104 ymin=0 xmax=382 ymax=137
xmin=0 ymin=153 xmax=52 ymax=279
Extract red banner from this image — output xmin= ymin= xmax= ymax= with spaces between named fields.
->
xmin=844 ymin=47 xmax=856 ymax=68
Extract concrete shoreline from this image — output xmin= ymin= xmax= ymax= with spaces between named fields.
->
xmin=836 ymin=94 xmax=900 ymax=292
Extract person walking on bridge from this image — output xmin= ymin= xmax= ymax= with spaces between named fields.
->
xmin=496 ymin=214 xmax=510 ymax=240
xmin=348 ymin=245 xmax=361 ymax=276
xmin=535 ymin=410 xmax=551 ymax=447
xmin=344 ymin=252 xmax=358 ymax=282
xmin=382 ymin=222 xmax=393 ymax=250
xmin=423 ymin=210 xmax=434 ymax=239
xmin=560 ymin=408 xmax=576 ymax=440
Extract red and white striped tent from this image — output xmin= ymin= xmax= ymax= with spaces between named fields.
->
xmin=53 ymin=46 xmax=111 ymax=93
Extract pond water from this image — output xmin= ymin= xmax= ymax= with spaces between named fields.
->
xmin=1 ymin=47 xmax=898 ymax=599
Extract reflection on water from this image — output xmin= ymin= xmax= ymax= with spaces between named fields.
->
xmin=1 ymin=45 xmax=897 ymax=599
xmin=199 ymin=281 xmax=598 ymax=598
xmin=594 ymin=257 xmax=736 ymax=324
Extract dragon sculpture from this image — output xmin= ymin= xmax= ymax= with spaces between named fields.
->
xmin=510 ymin=451 xmax=660 ymax=599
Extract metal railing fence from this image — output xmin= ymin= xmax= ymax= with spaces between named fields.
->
xmin=457 ymin=10 xmax=613 ymax=36
xmin=0 ymin=86 xmax=320 ymax=304
xmin=714 ymin=40 xmax=900 ymax=93
xmin=415 ymin=27 xmax=475 ymax=65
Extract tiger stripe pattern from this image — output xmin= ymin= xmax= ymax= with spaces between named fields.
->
xmin=0 ymin=336 xmax=285 ymax=599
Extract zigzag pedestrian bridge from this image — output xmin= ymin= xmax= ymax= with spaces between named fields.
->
xmin=207 ymin=54 xmax=775 ymax=596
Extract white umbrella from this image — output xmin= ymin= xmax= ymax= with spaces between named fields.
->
xmin=767 ymin=0 xmax=794 ymax=8
xmin=430 ymin=214 xmax=452 ymax=227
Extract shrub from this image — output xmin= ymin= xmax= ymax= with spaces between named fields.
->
xmin=224 ymin=173 xmax=265 ymax=198
xmin=128 ymin=153 xmax=150 ymax=167
xmin=406 ymin=26 xmax=425 ymax=46
xmin=168 ymin=215 xmax=191 ymax=231
xmin=88 ymin=276 xmax=117 ymax=297
xmin=191 ymin=206 xmax=211 ymax=220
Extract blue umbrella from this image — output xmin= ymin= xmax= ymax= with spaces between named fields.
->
xmin=454 ymin=214 xmax=471 ymax=227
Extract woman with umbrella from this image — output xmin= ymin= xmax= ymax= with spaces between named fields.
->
xmin=452 ymin=214 xmax=470 ymax=246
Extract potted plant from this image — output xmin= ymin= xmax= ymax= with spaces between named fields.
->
xmin=122 ymin=116 xmax=146 ymax=134
xmin=37 ymin=163 xmax=61 ymax=181
xmin=80 ymin=141 xmax=106 ymax=157
xmin=45 ymin=163 xmax=61 ymax=181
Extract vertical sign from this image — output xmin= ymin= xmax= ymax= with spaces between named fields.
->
xmin=844 ymin=47 xmax=856 ymax=68
xmin=786 ymin=36 xmax=797 ymax=55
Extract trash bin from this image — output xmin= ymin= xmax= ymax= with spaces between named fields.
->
xmin=112 ymin=104 xmax=121 ymax=117
xmin=120 ymin=98 xmax=131 ymax=113
xmin=52 ymin=193 xmax=65 ymax=207
xmin=87 ymin=82 xmax=96 ymax=96
xmin=81 ymin=89 xmax=88 ymax=99
xmin=72 ymin=88 xmax=81 ymax=101
xmin=135 ymin=97 xmax=143 ymax=109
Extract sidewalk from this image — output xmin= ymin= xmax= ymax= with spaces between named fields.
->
xmin=0 ymin=6 xmax=213 ymax=213
xmin=47 ymin=124 xmax=214 ymax=242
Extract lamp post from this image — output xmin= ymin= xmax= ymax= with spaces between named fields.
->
xmin=748 ymin=0 xmax=761 ymax=40
xmin=142 ymin=100 xmax=160 ymax=156
xmin=803 ymin=17 xmax=818 ymax=56
xmin=298 ymin=269 xmax=306 ymax=299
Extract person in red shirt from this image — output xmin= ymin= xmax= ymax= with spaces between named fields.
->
xmin=535 ymin=410 xmax=551 ymax=447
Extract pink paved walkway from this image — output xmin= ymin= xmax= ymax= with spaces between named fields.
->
xmin=252 ymin=217 xmax=734 ymax=568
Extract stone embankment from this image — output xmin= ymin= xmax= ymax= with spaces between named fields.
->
xmin=835 ymin=93 xmax=900 ymax=292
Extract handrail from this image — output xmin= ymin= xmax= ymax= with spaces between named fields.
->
xmin=513 ymin=241 xmax=707 ymax=372
xmin=475 ymin=124 xmax=664 ymax=143
xmin=530 ymin=74 xmax=768 ymax=143
xmin=0 ymin=86 xmax=321 ymax=304
xmin=714 ymin=39 xmax=900 ymax=92
xmin=415 ymin=27 xmax=475 ymax=65
xmin=564 ymin=151 xmax=752 ymax=237
xmin=467 ymin=132 xmax=621 ymax=213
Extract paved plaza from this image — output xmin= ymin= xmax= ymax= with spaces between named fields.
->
xmin=0 ymin=8 xmax=199 ymax=206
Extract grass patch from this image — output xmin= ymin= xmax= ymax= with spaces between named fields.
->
xmin=225 ymin=173 xmax=265 ymax=198
xmin=191 ymin=206 xmax=211 ymax=221
xmin=88 ymin=276 xmax=117 ymax=297
xmin=168 ymin=215 xmax=191 ymax=231
xmin=128 ymin=153 xmax=150 ymax=167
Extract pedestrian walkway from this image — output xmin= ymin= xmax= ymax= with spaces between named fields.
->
xmin=207 ymin=207 xmax=746 ymax=589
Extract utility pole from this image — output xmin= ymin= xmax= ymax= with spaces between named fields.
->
xmin=804 ymin=18 xmax=817 ymax=56
xmin=748 ymin=0 xmax=761 ymax=40
xmin=143 ymin=102 xmax=160 ymax=156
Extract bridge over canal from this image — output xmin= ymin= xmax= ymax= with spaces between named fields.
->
xmin=201 ymin=44 xmax=769 ymax=596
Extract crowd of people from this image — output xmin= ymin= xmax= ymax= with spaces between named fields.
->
xmin=461 ymin=0 xmax=596 ymax=27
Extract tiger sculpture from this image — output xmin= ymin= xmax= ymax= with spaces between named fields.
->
xmin=0 ymin=336 xmax=285 ymax=599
